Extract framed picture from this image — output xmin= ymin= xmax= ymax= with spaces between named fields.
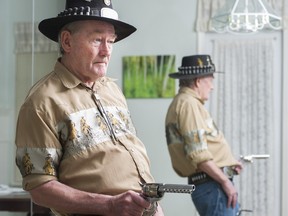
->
xmin=122 ymin=55 xmax=176 ymax=98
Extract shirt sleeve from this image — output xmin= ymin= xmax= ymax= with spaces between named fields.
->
xmin=178 ymin=100 xmax=213 ymax=166
xmin=15 ymin=103 xmax=62 ymax=191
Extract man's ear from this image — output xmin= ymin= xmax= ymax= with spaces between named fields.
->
xmin=194 ymin=78 xmax=200 ymax=87
xmin=60 ymin=31 xmax=72 ymax=53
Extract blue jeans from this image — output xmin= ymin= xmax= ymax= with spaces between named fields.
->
xmin=191 ymin=180 xmax=239 ymax=216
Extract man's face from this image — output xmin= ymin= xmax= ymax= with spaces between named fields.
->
xmin=196 ymin=75 xmax=214 ymax=101
xmin=61 ymin=20 xmax=117 ymax=83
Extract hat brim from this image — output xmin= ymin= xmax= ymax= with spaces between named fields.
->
xmin=38 ymin=16 xmax=137 ymax=43
xmin=169 ymin=71 xmax=223 ymax=79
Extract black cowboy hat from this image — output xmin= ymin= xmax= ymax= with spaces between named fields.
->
xmin=169 ymin=55 xmax=220 ymax=79
xmin=38 ymin=0 xmax=136 ymax=43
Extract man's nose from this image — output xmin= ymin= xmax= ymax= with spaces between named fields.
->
xmin=99 ymin=41 xmax=112 ymax=54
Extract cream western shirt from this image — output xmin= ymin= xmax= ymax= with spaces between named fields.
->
xmin=165 ymin=87 xmax=238 ymax=177
xmin=15 ymin=61 xmax=154 ymax=208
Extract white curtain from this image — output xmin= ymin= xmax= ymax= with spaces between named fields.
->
xmin=14 ymin=22 xmax=58 ymax=53
xmin=196 ymin=1 xmax=283 ymax=215
xmin=13 ymin=22 xmax=59 ymax=185
xmin=14 ymin=22 xmax=59 ymax=113
xmin=206 ymin=37 xmax=276 ymax=216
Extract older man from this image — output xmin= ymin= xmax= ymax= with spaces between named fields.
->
xmin=15 ymin=1 xmax=163 ymax=215
xmin=165 ymin=55 xmax=242 ymax=216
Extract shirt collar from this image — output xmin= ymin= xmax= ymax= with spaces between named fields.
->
xmin=54 ymin=59 xmax=117 ymax=90
xmin=54 ymin=59 xmax=82 ymax=89
xmin=179 ymin=86 xmax=205 ymax=104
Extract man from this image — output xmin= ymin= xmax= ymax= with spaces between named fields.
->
xmin=165 ymin=55 xmax=242 ymax=216
xmin=15 ymin=0 xmax=164 ymax=215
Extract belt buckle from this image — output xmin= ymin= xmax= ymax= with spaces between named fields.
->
xmin=222 ymin=166 xmax=234 ymax=178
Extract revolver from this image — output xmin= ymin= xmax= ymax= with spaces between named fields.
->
xmin=240 ymin=154 xmax=270 ymax=163
xmin=140 ymin=182 xmax=195 ymax=202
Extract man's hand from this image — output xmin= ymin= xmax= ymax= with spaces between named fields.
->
xmin=221 ymin=179 xmax=238 ymax=208
xmin=154 ymin=205 xmax=165 ymax=216
xmin=109 ymin=190 xmax=156 ymax=216
xmin=198 ymin=160 xmax=240 ymax=208
xmin=233 ymin=162 xmax=243 ymax=175
xmin=30 ymin=181 xmax=163 ymax=216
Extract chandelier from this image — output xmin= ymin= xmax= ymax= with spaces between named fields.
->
xmin=211 ymin=0 xmax=282 ymax=33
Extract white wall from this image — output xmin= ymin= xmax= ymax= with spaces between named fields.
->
xmin=0 ymin=0 xmax=65 ymax=185
xmin=0 ymin=1 xmax=64 ymax=216
xmin=2 ymin=0 xmax=286 ymax=216
xmin=0 ymin=0 xmax=198 ymax=215
xmin=111 ymin=1 xmax=198 ymax=215
xmin=281 ymin=27 xmax=288 ymax=216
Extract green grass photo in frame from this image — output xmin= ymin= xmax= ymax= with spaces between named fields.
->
xmin=123 ymin=55 xmax=176 ymax=98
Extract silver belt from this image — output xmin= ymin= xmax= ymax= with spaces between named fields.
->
xmin=189 ymin=166 xmax=235 ymax=185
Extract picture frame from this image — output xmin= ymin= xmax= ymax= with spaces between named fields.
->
xmin=122 ymin=55 xmax=176 ymax=98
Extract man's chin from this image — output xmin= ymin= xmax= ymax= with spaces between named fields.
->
xmin=95 ymin=71 xmax=107 ymax=79
xmin=93 ymin=68 xmax=106 ymax=75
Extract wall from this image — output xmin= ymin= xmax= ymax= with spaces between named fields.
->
xmin=281 ymin=25 xmax=288 ymax=216
xmin=2 ymin=0 xmax=286 ymax=216
xmin=0 ymin=0 xmax=198 ymax=215
xmin=111 ymin=1 xmax=198 ymax=215
xmin=0 ymin=1 xmax=64 ymax=216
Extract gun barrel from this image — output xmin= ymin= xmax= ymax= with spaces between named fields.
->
xmin=240 ymin=154 xmax=270 ymax=162
xmin=140 ymin=182 xmax=195 ymax=203
xmin=158 ymin=184 xmax=195 ymax=194
xmin=251 ymin=154 xmax=270 ymax=159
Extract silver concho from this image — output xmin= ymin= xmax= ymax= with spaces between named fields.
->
xmin=104 ymin=0 xmax=111 ymax=6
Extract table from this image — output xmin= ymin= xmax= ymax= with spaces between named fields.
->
xmin=0 ymin=192 xmax=51 ymax=215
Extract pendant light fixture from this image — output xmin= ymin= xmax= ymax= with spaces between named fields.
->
xmin=211 ymin=0 xmax=282 ymax=33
